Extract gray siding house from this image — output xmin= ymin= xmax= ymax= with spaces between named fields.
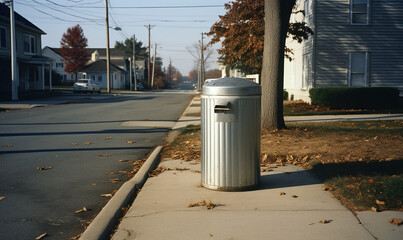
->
xmin=284 ymin=0 xmax=403 ymax=102
xmin=0 ymin=2 xmax=51 ymax=100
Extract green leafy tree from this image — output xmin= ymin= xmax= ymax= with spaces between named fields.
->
xmin=114 ymin=37 xmax=147 ymax=60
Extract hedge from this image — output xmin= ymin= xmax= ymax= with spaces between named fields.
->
xmin=309 ymin=87 xmax=400 ymax=109
xmin=283 ymin=90 xmax=289 ymax=100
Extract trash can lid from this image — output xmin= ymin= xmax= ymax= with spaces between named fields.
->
xmin=202 ymin=77 xmax=261 ymax=96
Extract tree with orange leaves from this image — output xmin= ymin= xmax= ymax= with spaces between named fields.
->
xmin=60 ymin=25 xmax=90 ymax=81
xmin=208 ymin=0 xmax=312 ymax=74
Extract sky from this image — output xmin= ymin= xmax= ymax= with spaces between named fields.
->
xmin=14 ymin=0 xmax=230 ymax=75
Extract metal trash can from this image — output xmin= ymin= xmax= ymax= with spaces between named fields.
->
xmin=201 ymin=77 xmax=261 ymax=191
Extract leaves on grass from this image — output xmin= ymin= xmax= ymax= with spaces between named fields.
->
xmin=37 ymin=166 xmax=53 ymax=171
xmin=388 ymin=218 xmax=403 ymax=226
xmin=2 ymin=144 xmax=13 ymax=147
xmin=0 ymin=196 xmax=6 ymax=200
xmin=376 ymin=200 xmax=385 ymax=205
xmin=319 ymin=219 xmax=332 ymax=224
xmin=99 ymin=154 xmax=111 ymax=157
xmin=188 ymin=200 xmax=218 ymax=210
xmin=35 ymin=233 xmax=48 ymax=240
xmin=75 ymin=207 xmax=88 ymax=213
xmin=109 ymin=178 xmax=121 ymax=183
xmin=104 ymin=137 xmax=112 ymax=140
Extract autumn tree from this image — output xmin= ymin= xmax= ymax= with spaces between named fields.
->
xmin=208 ymin=0 xmax=312 ymax=74
xmin=188 ymin=69 xmax=198 ymax=83
xmin=114 ymin=37 xmax=147 ymax=60
xmin=60 ymin=25 xmax=90 ymax=81
xmin=205 ymin=69 xmax=221 ymax=79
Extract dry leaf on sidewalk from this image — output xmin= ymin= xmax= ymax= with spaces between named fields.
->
xmin=126 ymin=140 xmax=135 ymax=144
xmin=291 ymin=195 xmax=298 ymax=198
xmin=388 ymin=218 xmax=403 ymax=226
xmin=37 ymin=166 xmax=52 ymax=171
xmin=75 ymin=207 xmax=88 ymax=213
xmin=322 ymin=187 xmax=334 ymax=191
xmin=101 ymin=193 xmax=113 ymax=198
xmin=84 ymin=142 xmax=91 ymax=145
xmin=36 ymin=233 xmax=48 ymax=240
xmin=280 ymin=192 xmax=286 ymax=195
xmin=371 ymin=207 xmax=380 ymax=212
xmin=99 ymin=154 xmax=111 ymax=157
xmin=188 ymin=200 xmax=218 ymax=210
xmin=0 ymin=196 xmax=6 ymax=200
xmin=319 ymin=219 xmax=332 ymax=224
xmin=2 ymin=144 xmax=13 ymax=147
xmin=71 ymin=143 xmax=78 ymax=146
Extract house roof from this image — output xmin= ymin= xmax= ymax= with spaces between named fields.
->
xmin=0 ymin=3 xmax=45 ymax=34
xmin=79 ymin=59 xmax=126 ymax=73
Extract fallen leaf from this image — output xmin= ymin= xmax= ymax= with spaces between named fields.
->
xmin=2 ymin=144 xmax=13 ymax=147
xmin=291 ymin=195 xmax=298 ymax=198
xmin=84 ymin=142 xmax=91 ymax=145
xmin=104 ymin=137 xmax=112 ymax=140
xmin=36 ymin=233 xmax=48 ymax=240
xmin=280 ymin=192 xmax=286 ymax=196
xmin=109 ymin=178 xmax=121 ymax=183
xmin=145 ymin=139 xmax=152 ymax=142
xmin=209 ymin=233 xmax=213 ymax=237
xmin=71 ymin=143 xmax=79 ymax=146
xmin=91 ymin=183 xmax=96 ymax=186
xmin=188 ymin=200 xmax=217 ymax=210
xmin=70 ymin=233 xmax=81 ymax=240
xmin=37 ymin=166 xmax=53 ymax=171
xmin=191 ymin=170 xmax=201 ymax=173
xmin=376 ymin=200 xmax=386 ymax=205
xmin=0 ymin=196 xmax=6 ymax=200
xmin=75 ymin=207 xmax=88 ymax=213
xmin=319 ymin=219 xmax=332 ymax=224
xmin=99 ymin=154 xmax=111 ymax=157
xmin=101 ymin=193 xmax=113 ymax=198
xmin=196 ymin=184 xmax=203 ymax=188
xmin=322 ymin=187 xmax=334 ymax=191
xmin=371 ymin=207 xmax=379 ymax=212
xmin=126 ymin=140 xmax=135 ymax=144
xmin=107 ymin=171 xmax=118 ymax=175
xmin=388 ymin=218 xmax=403 ymax=226
xmin=119 ymin=160 xmax=128 ymax=162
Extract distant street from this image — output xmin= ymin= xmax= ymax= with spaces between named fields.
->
xmin=0 ymin=91 xmax=193 ymax=239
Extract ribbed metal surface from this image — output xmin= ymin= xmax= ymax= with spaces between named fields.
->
xmin=201 ymin=95 xmax=261 ymax=191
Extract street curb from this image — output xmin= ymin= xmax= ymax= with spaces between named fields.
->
xmin=79 ymin=146 xmax=163 ymax=240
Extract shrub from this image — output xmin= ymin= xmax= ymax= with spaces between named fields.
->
xmin=309 ymin=87 xmax=400 ymax=109
xmin=283 ymin=90 xmax=289 ymax=100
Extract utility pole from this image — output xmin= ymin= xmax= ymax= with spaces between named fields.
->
xmin=133 ymin=34 xmax=137 ymax=91
xmin=200 ymin=33 xmax=205 ymax=89
xmin=145 ymin=24 xmax=154 ymax=88
xmin=169 ymin=58 xmax=172 ymax=87
xmin=5 ymin=0 xmax=18 ymax=100
xmin=151 ymin=43 xmax=157 ymax=89
xmin=105 ymin=0 xmax=111 ymax=93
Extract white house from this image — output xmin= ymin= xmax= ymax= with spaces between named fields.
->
xmin=42 ymin=46 xmax=75 ymax=82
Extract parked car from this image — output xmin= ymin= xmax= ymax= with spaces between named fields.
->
xmin=136 ymin=83 xmax=144 ymax=90
xmin=73 ymin=79 xmax=101 ymax=93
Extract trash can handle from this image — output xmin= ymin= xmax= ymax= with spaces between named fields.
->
xmin=214 ymin=103 xmax=231 ymax=113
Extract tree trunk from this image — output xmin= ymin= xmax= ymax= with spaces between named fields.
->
xmin=261 ymin=0 xmax=295 ymax=130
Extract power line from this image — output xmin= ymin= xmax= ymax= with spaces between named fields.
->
xmin=50 ymin=5 xmax=225 ymax=9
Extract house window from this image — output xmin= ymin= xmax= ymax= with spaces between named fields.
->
xmin=24 ymin=34 xmax=36 ymax=54
xmin=0 ymin=26 xmax=6 ymax=49
xmin=56 ymin=63 xmax=64 ymax=68
xmin=98 ymin=76 xmax=102 ymax=82
xmin=350 ymin=0 xmax=370 ymax=25
xmin=349 ymin=52 xmax=368 ymax=87
xmin=91 ymin=75 xmax=95 ymax=81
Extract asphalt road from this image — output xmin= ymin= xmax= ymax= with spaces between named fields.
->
xmin=0 ymin=91 xmax=193 ymax=239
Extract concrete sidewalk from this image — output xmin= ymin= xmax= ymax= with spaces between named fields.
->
xmin=110 ymin=97 xmax=402 ymax=240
